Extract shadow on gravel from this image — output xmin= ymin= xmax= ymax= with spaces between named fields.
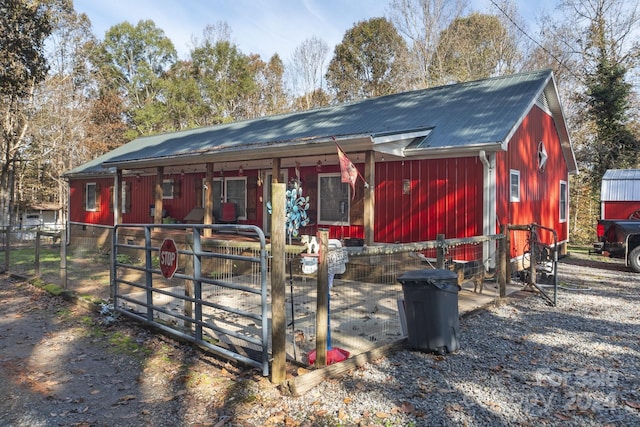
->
xmin=560 ymin=255 xmax=632 ymax=272
xmin=329 ymin=258 xmax=640 ymax=426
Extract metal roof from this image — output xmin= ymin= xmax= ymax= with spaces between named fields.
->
xmin=601 ymin=169 xmax=640 ymax=201
xmin=66 ymin=69 xmax=576 ymax=176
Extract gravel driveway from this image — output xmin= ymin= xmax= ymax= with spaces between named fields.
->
xmin=1 ymin=252 xmax=639 ymax=426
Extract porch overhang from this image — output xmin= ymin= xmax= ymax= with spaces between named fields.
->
xmin=101 ymin=134 xmax=376 ymax=172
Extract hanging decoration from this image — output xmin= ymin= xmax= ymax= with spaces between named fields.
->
xmin=267 ymin=180 xmax=310 ymax=244
xmin=334 ymin=137 xmax=369 ymax=199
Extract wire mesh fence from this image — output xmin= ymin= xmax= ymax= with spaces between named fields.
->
xmin=0 ymin=226 xmax=112 ymax=300
xmin=285 ymin=237 xmax=502 ymax=364
xmin=3 ymin=224 xmax=512 ymax=368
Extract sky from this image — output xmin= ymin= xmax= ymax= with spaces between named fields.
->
xmin=72 ymin=0 xmax=557 ymax=64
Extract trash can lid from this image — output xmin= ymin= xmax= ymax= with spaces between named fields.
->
xmin=397 ymin=268 xmax=457 ymax=282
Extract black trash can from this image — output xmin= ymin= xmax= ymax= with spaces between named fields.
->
xmin=397 ymin=269 xmax=460 ymax=354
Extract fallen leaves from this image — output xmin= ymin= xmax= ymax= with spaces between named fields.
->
xmin=624 ymin=400 xmax=640 ymax=409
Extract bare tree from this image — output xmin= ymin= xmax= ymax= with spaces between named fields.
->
xmin=388 ymin=0 xmax=469 ymax=88
xmin=288 ymin=36 xmax=330 ymax=109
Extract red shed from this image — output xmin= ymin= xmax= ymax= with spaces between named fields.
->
xmin=600 ymin=169 xmax=640 ymax=220
xmin=65 ymin=69 xmax=577 ymax=260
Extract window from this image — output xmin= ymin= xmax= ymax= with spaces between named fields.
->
xmin=109 ymin=183 xmax=130 ymax=213
xmin=560 ymin=180 xmax=568 ymax=222
xmin=121 ymin=185 xmax=128 ymax=213
xmin=225 ymin=177 xmax=247 ymax=220
xmin=318 ymin=173 xmax=350 ymax=225
xmin=510 ymin=170 xmax=520 ymax=202
xmin=85 ymin=183 xmax=98 ymax=211
xmin=162 ymin=180 xmax=174 ymax=199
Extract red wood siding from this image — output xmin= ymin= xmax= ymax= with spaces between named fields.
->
xmin=69 ymin=159 xmax=485 ymax=243
xmin=69 ymin=177 xmax=114 ymax=226
xmin=375 ymin=157 xmax=484 ymax=243
xmin=603 ymin=201 xmax=640 ymax=219
xmin=496 ymin=105 xmax=569 ymax=256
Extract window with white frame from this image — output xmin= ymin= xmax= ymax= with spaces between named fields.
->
xmin=510 ymin=170 xmax=520 ymax=202
xmin=121 ymin=185 xmax=128 ymax=213
xmin=110 ymin=183 xmax=130 ymax=213
xmin=85 ymin=182 xmax=98 ymax=211
xmin=162 ymin=180 xmax=174 ymax=199
xmin=225 ymin=177 xmax=247 ymax=220
xmin=318 ymin=173 xmax=350 ymax=225
xmin=560 ymin=180 xmax=568 ymax=222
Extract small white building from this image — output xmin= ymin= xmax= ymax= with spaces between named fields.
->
xmin=20 ymin=203 xmax=64 ymax=230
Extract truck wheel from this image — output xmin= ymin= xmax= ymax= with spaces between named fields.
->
xmin=629 ymin=246 xmax=640 ymax=273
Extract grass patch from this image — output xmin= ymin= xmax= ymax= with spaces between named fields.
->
xmin=109 ymin=331 xmax=151 ymax=357
xmin=41 ymin=283 xmax=65 ymax=296
xmin=567 ymin=245 xmax=591 ymax=255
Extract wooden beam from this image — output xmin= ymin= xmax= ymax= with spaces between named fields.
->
xmin=436 ymin=233 xmax=445 ymax=268
xmin=270 ymin=182 xmax=286 ymax=383
xmin=272 ymin=158 xmax=281 ymax=183
xmin=364 ymin=151 xmax=375 ymax=246
xmin=154 ymin=166 xmax=164 ymax=225
xmin=498 ymin=224 xmax=507 ymax=298
xmin=315 ymin=229 xmax=329 ymax=367
xmin=282 ymin=339 xmax=407 ymax=396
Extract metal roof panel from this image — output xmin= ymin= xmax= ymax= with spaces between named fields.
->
xmin=601 ymin=169 xmax=640 ymax=201
xmin=66 ymin=69 xmax=571 ymax=175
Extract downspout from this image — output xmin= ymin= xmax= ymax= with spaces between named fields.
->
xmin=479 ymin=150 xmax=496 ymax=268
xmin=479 ymin=150 xmax=490 ymax=170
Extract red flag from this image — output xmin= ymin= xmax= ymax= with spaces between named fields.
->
xmin=337 ymin=144 xmax=358 ymax=198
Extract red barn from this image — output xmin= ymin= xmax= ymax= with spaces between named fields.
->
xmin=600 ymin=169 xmax=640 ymax=220
xmin=65 ymin=69 xmax=577 ymax=259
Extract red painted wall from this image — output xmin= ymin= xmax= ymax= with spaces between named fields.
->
xmin=69 ymin=177 xmax=114 ymax=226
xmin=375 ymin=157 xmax=484 ymax=243
xmin=496 ymin=105 xmax=570 ymax=256
xmin=603 ymin=201 xmax=640 ymax=220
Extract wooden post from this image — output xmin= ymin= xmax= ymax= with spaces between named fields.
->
xmin=505 ymin=224 xmax=512 ymax=286
xmin=35 ymin=230 xmax=41 ymax=277
xmin=364 ymin=151 xmax=375 ymax=246
xmin=315 ymin=229 xmax=329 ymax=367
xmin=270 ymin=182 xmax=286 ymax=383
xmin=498 ymin=224 xmax=507 ymax=298
xmin=4 ymin=228 xmax=9 ymax=272
xmin=272 ymin=158 xmax=281 ymax=183
xmin=204 ymin=163 xmax=214 ymax=238
xmin=60 ymin=229 xmax=67 ymax=289
xmin=436 ymin=234 xmax=446 ymax=269
xmin=154 ymin=166 xmax=164 ymax=225
xmin=529 ymin=224 xmax=536 ymax=287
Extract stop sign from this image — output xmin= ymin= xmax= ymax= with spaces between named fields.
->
xmin=159 ymin=238 xmax=178 ymax=279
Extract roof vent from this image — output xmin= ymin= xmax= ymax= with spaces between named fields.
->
xmin=406 ymin=135 xmax=430 ymax=149
xmin=536 ymin=92 xmax=551 ymax=114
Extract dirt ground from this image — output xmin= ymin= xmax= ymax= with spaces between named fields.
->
xmin=0 ymin=251 xmax=636 ymax=426
xmin=0 ymin=274 xmax=276 ymax=427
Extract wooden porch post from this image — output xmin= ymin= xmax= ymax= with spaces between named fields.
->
xmin=204 ymin=163 xmax=214 ymax=237
xmin=154 ymin=166 xmax=164 ymax=225
xmin=315 ymin=229 xmax=329 ymax=367
xmin=498 ymin=224 xmax=507 ymax=298
xmin=272 ymin=158 xmax=281 ymax=183
xmin=270 ymin=182 xmax=286 ymax=383
xmin=364 ymin=151 xmax=375 ymax=245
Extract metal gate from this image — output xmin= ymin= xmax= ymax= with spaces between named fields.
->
xmin=111 ymin=224 xmax=269 ymax=376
